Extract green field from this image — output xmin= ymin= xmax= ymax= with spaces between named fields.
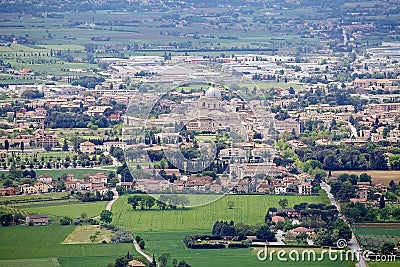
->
xmin=33 ymin=168 xmax=112 ymax=179
xmin=24 ymin=201 xmax=107 ymax=219
xmin=0 ymin=225 xmax=136 ymax=267
xmin=109 ymin=193 xmax=352 ymax=267
xmin=354 ymin=228 xmax=400 ymax=236
xmin=368 ymin=262 xmax=400 ymax=267
xmin=112 ymin=193 xmax=330 ymax=232
xmin=0 ymin=192 xmax=69 ymax=203
xmin=136 ymin=231 xmax=351 ymax=267
xmin=0 ymin=258 xmax=61 ymax=267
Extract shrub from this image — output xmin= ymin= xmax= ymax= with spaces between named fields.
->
xmin=59 ymin=216 xmax=73 ymax=225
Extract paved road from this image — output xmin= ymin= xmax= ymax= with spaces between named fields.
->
xmin=106 ymin=188 xmax=119 ymax=211
xmin=105 ymin=190 xmax=155 ymax=264
xmin=348 ymin=121 xmax=358 ymax=138
xmin=133 ymin=239 xmax=153 ymax=263
xmin=320 ymin=182 xmax=367 ymax=267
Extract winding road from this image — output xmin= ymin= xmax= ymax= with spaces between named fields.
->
xmin=105 ymin=188 xmax=119 ymax=211
xmin=133 ymin=239 xmax=154 ymax=263
xmin=105 ymin=188 xmax=154 ymax=264
xmin=320 ymin=182 xmax=367 ymax=267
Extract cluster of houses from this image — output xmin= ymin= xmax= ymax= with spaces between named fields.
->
xmin=79 ymin=140 xmax=127 ymax=154
xmin=131 ymin=166 xmax=313 ymax=195
xmin=64 ymin=172 xmax=109 ymax=194
xmin=1 ymin=172 xmax=110 ymax=196
xmin=349 ymin=180 xmax=389 ymax=205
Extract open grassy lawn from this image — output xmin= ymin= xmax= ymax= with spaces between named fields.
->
xmin=110 ymin=193 xmax=352 ymax=267
xmin=354 ymin=227 xmax=400 ymax=236
xmin=195 ymin=134 xmax=217 ymax=141
xmin=24 ymin=201 xmax=107 ymax=219
xmin=136 ymin=231 xmax=351 ymax=267
xmin=331 ymin=170 xmax=400 ymax=184
xmin=0 ymin=225 xmax=136 ymax=267
xmin=34 ymin=168 xmax=112 ymax=179
xmin=62 ymin=225 xmax=112 ymax=244
xmin=0 ymin=192 xmax=69 ymax=204
xmin=112 ymin=194 xmax=330 ymax=232
xmin=368 ymin=262 xmax=400 ymax=267
xmin=0 ymin=258 xmax=61 ymax=267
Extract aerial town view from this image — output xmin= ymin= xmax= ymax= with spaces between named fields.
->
xmin=0 ymin=0 xmax=400 ymax=267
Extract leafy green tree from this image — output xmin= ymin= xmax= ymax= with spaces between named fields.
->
xmin=62 ymin=140 xmax=69 ymax=151
xmin=59 ymin=216 xmax=73 ymax=225
xmin=178 ymin=260 xmax=191 ymax=267
xmin=158 ymin=253 xmax=170 ymax=267
xmin=380 ymin=208 xmax=390 ymax=221
xmin=100 ymin=210 xmax=113 ymax=223
xmin=3 ymin=179 xmax=13 ymax=187
xmin=278 ymin=198 xmax=288 ymax=209
xmin=255 ymin=225 xmax=275 ymax=242
xmin=379 ymin=195 xmax=386 ymax=209
xmin=138 ymin=239 xmax=145 ymax=250
xmin=4 ymin=140 xmax=9 ymax=151
xmin=114 ymin=256 xmax=130 ymax=267
xmin=381 ymin=242 xmax=395 ymax=254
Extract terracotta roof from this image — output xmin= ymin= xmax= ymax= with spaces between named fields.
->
xmin=292 ymin=227 xmax=313 ymax=233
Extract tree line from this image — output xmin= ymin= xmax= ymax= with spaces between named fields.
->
xmin=127 ymin=194 xmax=190 ymax=210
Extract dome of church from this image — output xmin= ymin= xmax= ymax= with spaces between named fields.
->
xmin=204 ymin=86 xmax=221 ymax=98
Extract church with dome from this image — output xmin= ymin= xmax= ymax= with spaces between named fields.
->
xmin=185 ymin=85 xmax=242 ymax=133
xmin=197 ymin=85 xmax=223 ymax=113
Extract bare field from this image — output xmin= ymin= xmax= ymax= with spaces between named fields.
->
xmin=62 ymin=225 xmax=112 ymax=244
xmin=331 ymin=170 xmax=400 ymax=184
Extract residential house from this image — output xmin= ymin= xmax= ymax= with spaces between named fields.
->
xmin=290 ymin=227 xmax=314 ymax=239
xmin=120 ymin=181 xmax=134 ymax=190
xmin=80 ymin=141 xmax=96 ymax=153
xmin=128 ymin=260 xmax=147 ymax=267
xmin=237 ymin=179 xmax=249 ymax=192
xmin=209 ymin=183 xmax=223 ymax=193
xmin=86 ymin=106 xmax=112 ymax=116
xmin=271 ymin=215 xmax=285 ymax=223
xmin=34 ymin=130 xmax=58 ymax=147
xmin=0 ymin=187 xmax=19 ymax=196
xmin=37 ymin=174 xmax=53 ymax=183
xmin=274 ymin=185 xmax=287 ymax=194
xmin=298 ymin=182 xmax=313 ymax=195
xmin=274 ymin=119 xmax=301 ymax=136
xmin=103 ymin=141 xmax=127 ymax=152
xmin=26 ymin=214 xmax=49 ymax=225
xmin=21 ymin=182 xmax=49 ymax=194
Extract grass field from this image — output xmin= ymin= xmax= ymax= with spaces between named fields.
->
xmin=33 ymin=168 xmax=112 ymax=179
xmin=0 ymin=258 xmax=61 ymax=267
xmin=354 ymin=228 xmax=400 ymax=236
xmin=368 ymin=262 xmax=400 ymax=267
xmin=0 ymin=225 xmax=136 ymax=267
xmin=24 ymin=201 xmax=107 ymax=219
xmin=0 ymin=192 xmax=69 ymax=203
xmin=110 ymin=193 xmax=354 ymax=267
xmin=331 ymin=170 xmax=400 ymax=184
xmin=62 ymin=225 xmax=112 ymax=244
xmin=136 ymin=231 xmax=351 ymax=267
xmin=112 ymin=193 xmax=330 ymax=232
